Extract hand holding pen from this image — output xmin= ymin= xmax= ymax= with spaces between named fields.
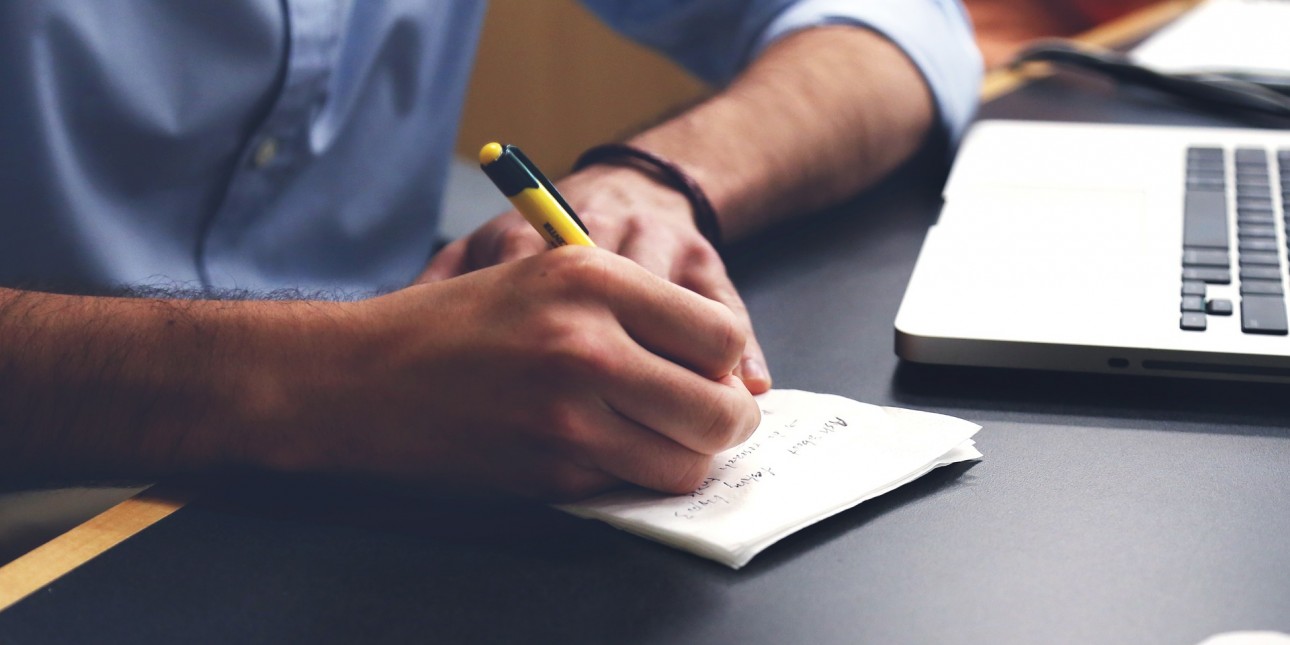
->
xmin=331 ymin=143 xmax=761 ymax=498
xmin=418 ymin=143 xmax=771 ymax=393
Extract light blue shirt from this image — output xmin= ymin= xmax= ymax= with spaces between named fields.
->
xmin=0 ymin=0 xmax=980 ymax=294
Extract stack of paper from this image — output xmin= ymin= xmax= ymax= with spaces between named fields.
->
xmin=559 ymin=389 xmax=981 ymax=569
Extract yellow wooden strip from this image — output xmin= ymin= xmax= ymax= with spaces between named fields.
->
xmin=1078 ymin=0 xmax=1203 ymax=49
xmin=981 ymin=62 xmax=1053 ymax=103
xmin=981 ymin=0 xmax=1204 ymax=102
xmin=0 ymin=486 xmax=186 ymax=612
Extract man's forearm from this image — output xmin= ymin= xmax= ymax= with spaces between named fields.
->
xmin=0 ymin=250 xmax=764 ymax=500
xmin=629 ymin=26 xmax=936 ymax=240
xmin=0 ymin=288 xmax=346 ymax=480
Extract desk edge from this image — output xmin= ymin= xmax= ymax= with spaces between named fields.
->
xmin=0 ymin=485 xmax=186 ymax=612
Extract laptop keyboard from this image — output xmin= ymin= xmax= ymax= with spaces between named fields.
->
xmin=1181 ymin=146 xmax=1290 ymax=334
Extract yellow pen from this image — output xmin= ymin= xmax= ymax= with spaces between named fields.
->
xmin=479 ymin=142 xmax=596 ymax=248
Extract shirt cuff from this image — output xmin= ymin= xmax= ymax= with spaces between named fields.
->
xmin=752 ymin=0 xmax=983 ymax=148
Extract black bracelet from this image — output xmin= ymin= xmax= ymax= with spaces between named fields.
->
xmin=572 ymin=143 xmax=723 ymax=248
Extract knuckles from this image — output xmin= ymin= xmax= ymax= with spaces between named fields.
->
xmin=528 ymin=307 xmax=620 ymax=384
xmin=711 ymin=307 xmax=747 ymax=372
xmin=692 ymin=397 xmax=750 ymax=455
xmin=536 ymin=399 xmax=594 ymax=453
xmin=683 ymin=240 xmax=723 ymax=270
xmin=528 ymin=246 xmax=622 ymax=296
xmin=493 ymin=225 xmax=545 ymax=261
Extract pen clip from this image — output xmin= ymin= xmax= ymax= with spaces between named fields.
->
xmin=508 ymin=146 xmax=591 ymax=237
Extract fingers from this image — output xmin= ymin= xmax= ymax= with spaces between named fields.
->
xmin=520 ymin=249 xmax=762 ymax=497
xmin=614 ymin=217 xmax=680 ymax=283
xmin=418 ymin=239 xmax=469 ymax=283
xmin=555 ymin=354 xmax=757 ymax=494
xmin=600 ymin=346 xmax=761 ymax=456
xmin=566 ymin=250 xmax=745 ymax=381
xmin=532 ymin=399 xmax=745 ymax=499
xmin=609 ymin=214 xmax=772 ymax=394
xmin=578 ymin=405 xmax=718 ymax=495
xmin=466 ymin=215 xmax=548 ymax=269
xmin=676 ymin=248 xmax=772 ymax=394
xmin=422 ymin=212 xmax=550 ymax=284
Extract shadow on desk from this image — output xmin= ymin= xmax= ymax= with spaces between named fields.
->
xmin=892 ymin=362 xmax=1290 ymax=437
xmin=187 ymin=460 xmax=976 ymax=578
xmin=9 ymin=463 xmax=971 ymax=644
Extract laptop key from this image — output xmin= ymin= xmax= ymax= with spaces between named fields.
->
xmin=1182 ymin=280 xmax=1207 ymax=297
xmin=1181 ymin=312 xmax=1208 ymax=331
xmin=1181 ymin=296 xmax=1205 ymax=312
xmin=1241 ymin=280 xmax=1284 ymax=295
xmin=1189 ymin=164 xmax=1225 ymax=174
xmin=1183 ymin=248 xmax=1230 ymax=267
xmin=1237 ymin=213 xmax=1275 ymax=226
xmin=1240 ymin=237 xmax=1278 ymax=252
xmin=1181 ymin=311 xmax=1209 ymax=331
xmin=1240 ymin=266 xmax=1283 ymax=281
xmin=1237 ymin=203 xmax=1274 ymax=214
xmin=1235 ymin=148 xmax=1266 ymax=164
xmin=1183 ymin=267 xmax=1231 ymax=284
xmin=1241 ymin=295 xmax=1289 ymax=335
xmin=1207 ymin=298 xmax=1234 ymax=315
xmin=1238 ymin=225 xmax=1276 ymax=239
xmin=1187 ymin=177 xmax=1226 ymax=191
xmin=1183 ymin=190 xmax=1230 ymax=248
xmin=1238 ymin=197 xmax=1274 ymax=210
xmin=1188 ymin=150 xmax=1224 ymax=165
xmin=1239 ymin=251 xmax=1282 ymax=266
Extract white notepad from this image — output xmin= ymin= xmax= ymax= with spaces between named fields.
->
xmin=558 ymin=389 xmax=981 ymax=569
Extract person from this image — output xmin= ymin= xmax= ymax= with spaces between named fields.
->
xmin=0 ymin=2 xmax=981 ymax=503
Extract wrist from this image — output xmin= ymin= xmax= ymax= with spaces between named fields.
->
xmin=561 ymin=163 xmax=699 ymax=233
xmin=572 ymin=143 xmax=723 ymax=248
xmin=218 ymin=299 xmax=368 ymax=475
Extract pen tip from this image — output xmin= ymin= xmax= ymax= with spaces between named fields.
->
xmin=479 ymin=142 xmax=504 ymax=165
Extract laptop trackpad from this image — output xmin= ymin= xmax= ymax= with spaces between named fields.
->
xmin=910 ymin=187 xmax=1164 ymax=340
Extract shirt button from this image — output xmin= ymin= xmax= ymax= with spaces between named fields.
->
xmin=253 ymin=137 xmax=279 ymax=168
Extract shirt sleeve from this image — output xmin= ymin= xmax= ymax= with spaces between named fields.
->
xmin=579 ymin=0 xmax=983 ymax=146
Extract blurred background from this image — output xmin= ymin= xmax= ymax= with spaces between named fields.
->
xmin=454 ymin=0 xmax=709 ymax=175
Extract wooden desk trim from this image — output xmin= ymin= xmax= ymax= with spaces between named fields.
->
xmin=0 ymin=0 xmax=1203 ymax=616
xmin=0 ymin=486 xmax=186 ymax=611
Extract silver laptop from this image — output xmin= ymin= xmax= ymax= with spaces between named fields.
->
xmin=895 ymin=119 xmax=1290 ymax=382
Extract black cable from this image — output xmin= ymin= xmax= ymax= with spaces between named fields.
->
xmin=1011 ymin=40 xmax=1290 ymax=122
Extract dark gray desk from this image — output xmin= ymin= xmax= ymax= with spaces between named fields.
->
xmin=3 ymin=73 xmax=1290 ymax=645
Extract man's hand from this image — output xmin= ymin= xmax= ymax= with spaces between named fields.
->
xmin=0 ymin=250 xmax=758 ymax=501
xmin=305 ymin=247 xmax=761 ymax=500
xmin=419 ymin=163 xmax=771 ymax=394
